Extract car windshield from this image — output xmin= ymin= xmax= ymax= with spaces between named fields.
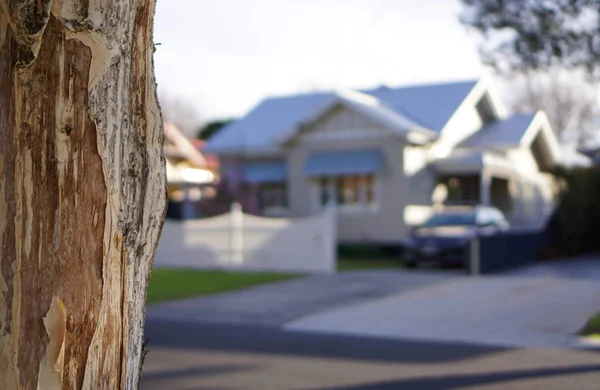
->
xmin=422 ymin=212 xmax=476 ymax=227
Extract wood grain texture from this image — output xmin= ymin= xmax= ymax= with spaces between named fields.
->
xmin=0 ymin=1 xmax=166 ymax=389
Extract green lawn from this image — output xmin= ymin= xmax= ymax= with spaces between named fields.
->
xmin=337 ymin=257 xmax=404 ymax=272
xmin=578 ymin=311 xmax=600 ymax=336
xmin=147 ymin=268 xmax=298 ymax=304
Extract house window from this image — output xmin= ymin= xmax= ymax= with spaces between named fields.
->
xmin=258 ymin=183 xmax=288 ymax=212
xmin=337 ymin=176 xmax=359 ymax=205
xmin=316 ymin=175 xmax=379 ymax=211
xmin=438 ymin=175 xmax=480 ymax=205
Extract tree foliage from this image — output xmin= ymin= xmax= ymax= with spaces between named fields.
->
xmin=460 ymin=0 xmax=600 ymax=77
xmin=550 ymin=166 xmax=600 ymax=256
xmin=197 ymin=119 xmax=235 ymax=140
xmin=506 ymin=70 xmax=598 ymax=142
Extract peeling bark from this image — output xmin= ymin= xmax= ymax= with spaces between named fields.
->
xmin=0 ymin=1 xmax=166 ymax=389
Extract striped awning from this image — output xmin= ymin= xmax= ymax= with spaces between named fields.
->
xmin=244 ymin=161 xmax=287 ymax=183
xmin=304 ymin=149 xmax=384 ymax=176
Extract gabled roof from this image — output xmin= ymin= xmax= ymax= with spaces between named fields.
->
xmin=453 ymin=110 xmax=563 ymax=171
xmin=205 ymin=80 xmax=478 ymax=154
xmin=364 ymin=80 xmax=478 ymax=132
xmin=206 ymin=92 xmax=333 ymax=154
xmin=457 ymin=113 xmax=538 ymax=150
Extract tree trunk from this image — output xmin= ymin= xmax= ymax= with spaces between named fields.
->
xmin=0 ymin=1 xmax=166 ymax=389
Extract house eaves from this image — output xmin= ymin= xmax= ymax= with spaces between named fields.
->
xmin=520 ymin=111 xmax=562 ymax=166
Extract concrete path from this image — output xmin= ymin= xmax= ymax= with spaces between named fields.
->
xmin=286 ymin=259 xmax=600 ymax=350
xmin=146 ymin=270 xmax=459 ymax=326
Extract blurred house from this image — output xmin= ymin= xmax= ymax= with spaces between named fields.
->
xmin=164 ymin=122 xmax=218 ymax=219
xmin=559 ymin=144 xmax=593 ymax=168
xmin=580 ymin=144 xmax=600 ymax=165
xmin=205 ymin=77 xmax=562 ymax=244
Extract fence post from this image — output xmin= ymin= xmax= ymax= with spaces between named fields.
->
xmin=469 ymin=233 xmax=480 ymax=276
xmin=230 ymin=203 xmax=244 ymax=266
xmin=323 ymin=202 xmax=338 ymax=272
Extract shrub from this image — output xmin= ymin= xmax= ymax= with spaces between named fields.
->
xmin=549 ymin=166 xmax=600 ymax=257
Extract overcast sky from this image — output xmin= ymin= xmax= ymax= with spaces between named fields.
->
xmin=153 ymin=0 xmax=485 ymax=121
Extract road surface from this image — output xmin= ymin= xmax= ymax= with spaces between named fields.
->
xmin=141 ymin=319 xmax=600 ymax=390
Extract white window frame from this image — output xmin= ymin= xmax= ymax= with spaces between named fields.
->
xmin=311 ymin=175 xmax=381 ymax=214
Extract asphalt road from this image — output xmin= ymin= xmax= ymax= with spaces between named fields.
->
xmin=141 ymin=318 xmax=600 ymax=390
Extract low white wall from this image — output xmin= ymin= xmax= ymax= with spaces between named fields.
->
xmin=154 ymin=205 xmax=336 ymax=273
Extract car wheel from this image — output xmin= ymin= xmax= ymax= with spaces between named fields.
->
xmin=405 ymin=260 xmax=418 ymax=269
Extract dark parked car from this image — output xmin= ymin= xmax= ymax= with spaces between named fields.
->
xmin=402 ymin=206 xmax=509 ymax=268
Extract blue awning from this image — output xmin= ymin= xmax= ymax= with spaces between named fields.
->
xmin=304 ymin=149 xmax=384 ymax=176
xmin=244 ymin=162 xmax=287 ymax=183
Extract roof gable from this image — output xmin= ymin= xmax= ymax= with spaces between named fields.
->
xmin=278 ymin=89 xmax=436 ymax=144
xmin=297 ymin=102 xmax=387 ymax=134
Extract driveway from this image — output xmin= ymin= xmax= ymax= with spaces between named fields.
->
xmin=141 ymin=319 xmax=600 ymax=390
xmin=286 ymin=258 xmax=600 ymax=349
xmin=146 ymin=269 xmax=459 ymax=326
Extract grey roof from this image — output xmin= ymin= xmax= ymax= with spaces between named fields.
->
xmin=363 ymin=80 xmax=478 ymax=131
xmin=457 ymin=113 xmax=538 ymax=150
xmin=205 ymin=80 xmax=478 ymax=153
xmin=205 ymin=92 xmax=334 ymax=153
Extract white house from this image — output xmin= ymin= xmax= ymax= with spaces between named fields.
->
xmin=205 ymin=77 xmax=562 ymax=244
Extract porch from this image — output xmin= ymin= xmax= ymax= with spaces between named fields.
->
xmin=430 ymin=151 xmax=515 ymax=216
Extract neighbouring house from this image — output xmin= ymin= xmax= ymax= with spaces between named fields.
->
xmin=190 ymin=138 xmax=220 ymax=172
xmin=580 ymin=144 xmax=600 ymax=165
xmin=164 ymin=122 xmax=218 ymax=219
xmin=204 ymin=77 xmax=562 ymax=244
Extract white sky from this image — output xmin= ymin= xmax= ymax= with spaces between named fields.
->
xmin=153 ymin=0 xmax=485 ymax=121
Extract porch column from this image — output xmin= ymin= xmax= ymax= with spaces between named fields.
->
xmin=480 ymin=169 xmax=491 ymax=206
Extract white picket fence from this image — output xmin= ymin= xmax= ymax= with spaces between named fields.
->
xmin=155 ymin=204 xmax=337 ymax=273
